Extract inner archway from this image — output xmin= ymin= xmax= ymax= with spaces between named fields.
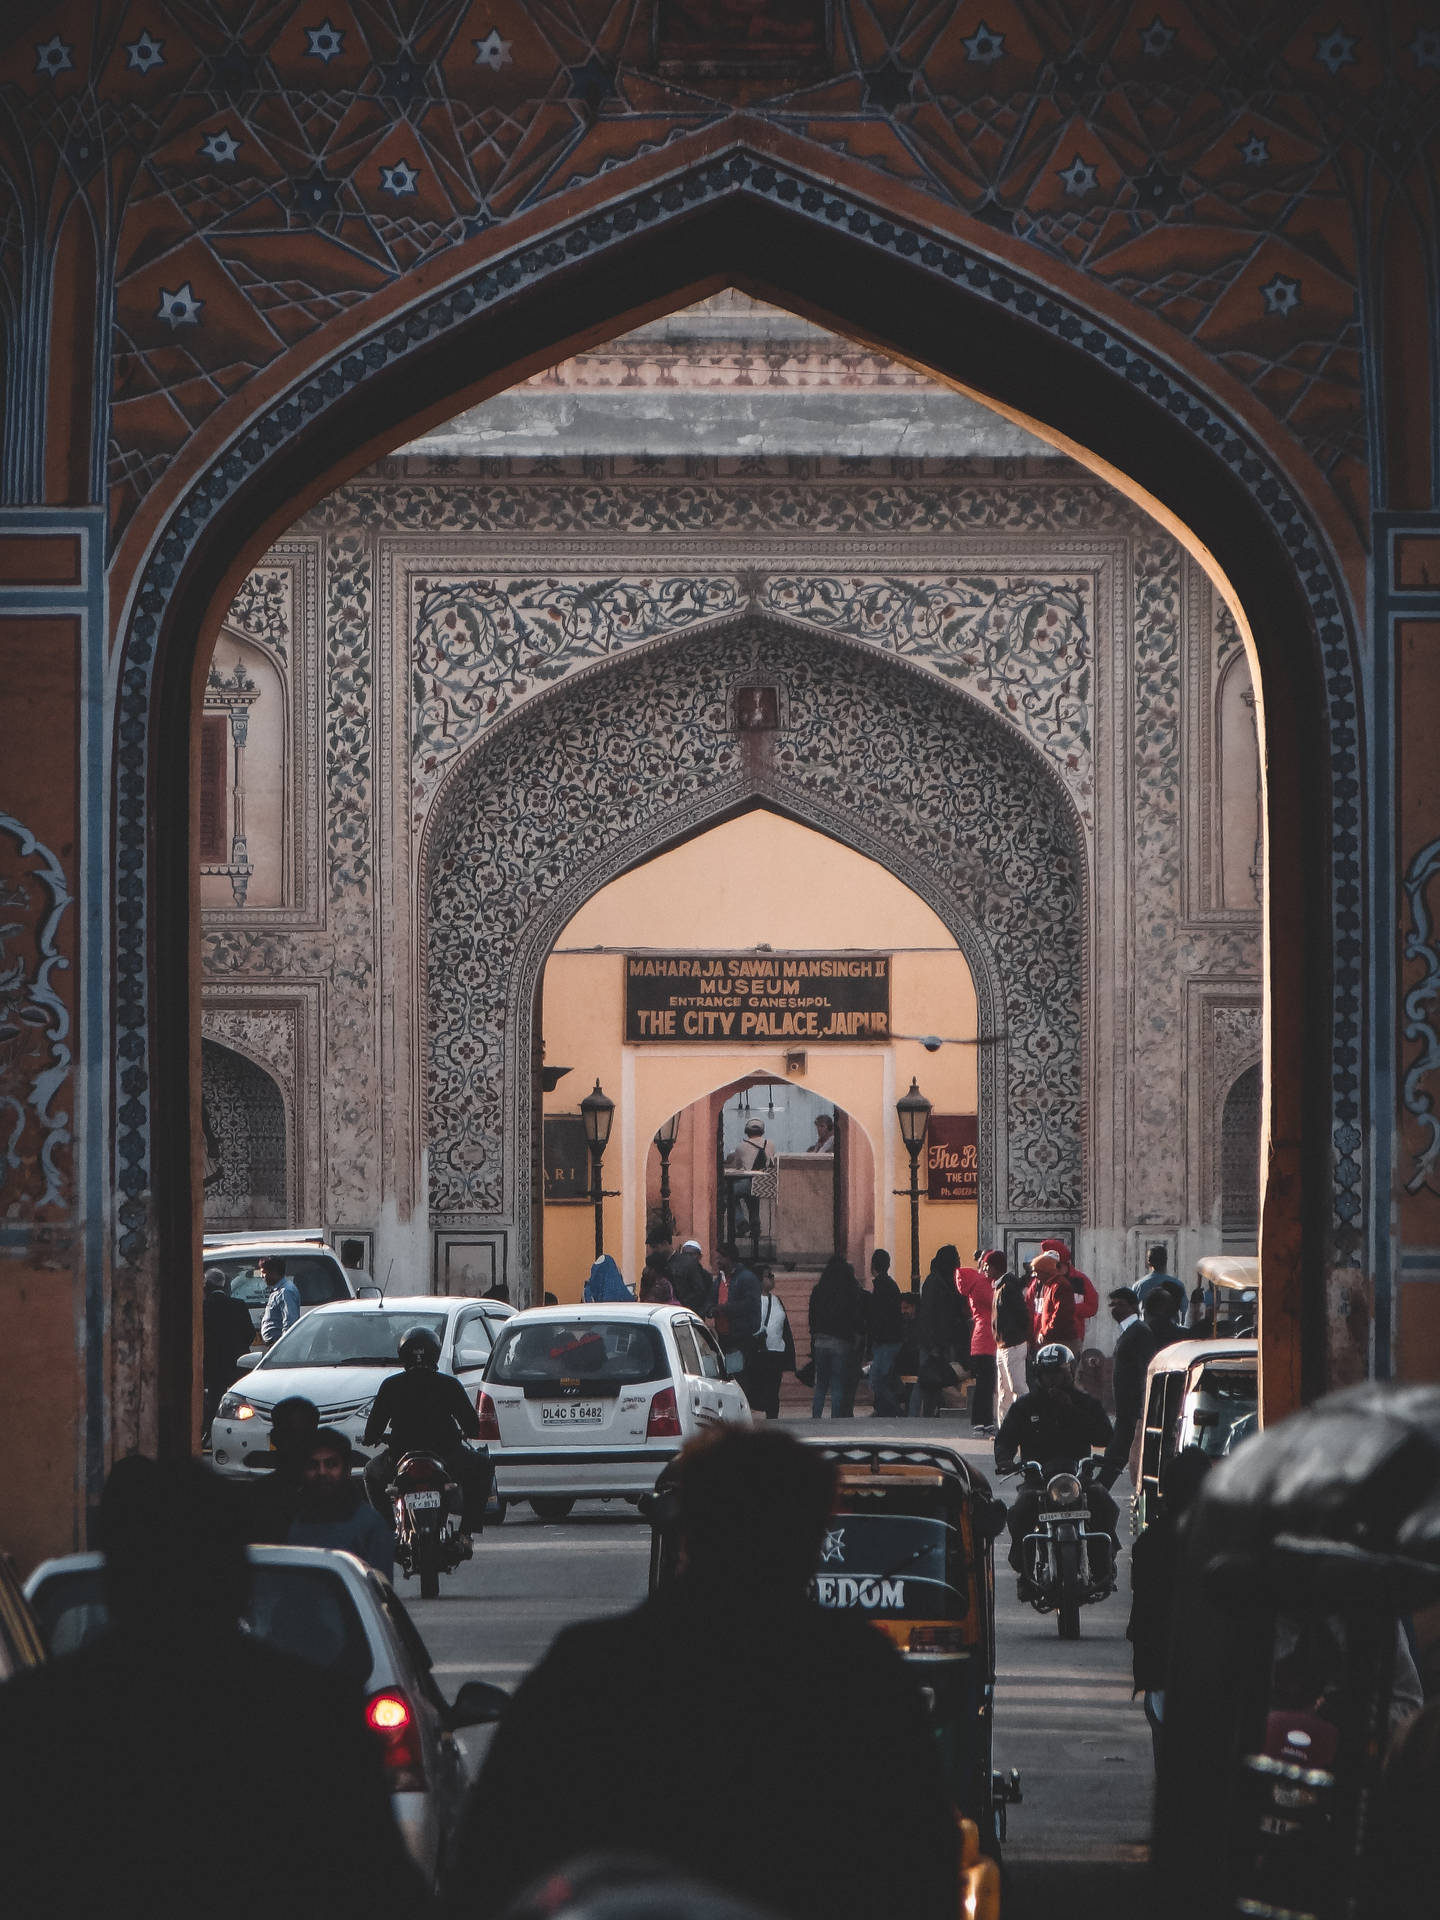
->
xmin=425 ymin=620 xmax=1085 ymax=1299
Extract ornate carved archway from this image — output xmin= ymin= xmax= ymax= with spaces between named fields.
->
xmin=423 ymin=621 xmax=1085 ymax=1290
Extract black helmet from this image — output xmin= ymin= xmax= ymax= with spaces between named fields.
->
xmin=399 ymin=1326 xmax=441 ymax=1370
xmin=1033 ymin=1342 xmax=1076 ymax=1374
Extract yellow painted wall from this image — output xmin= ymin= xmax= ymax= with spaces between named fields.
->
xmin=540 ymin=812 xmax=979 ymax=1297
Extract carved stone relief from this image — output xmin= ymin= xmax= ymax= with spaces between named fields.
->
xmin=0 ymin=813 xmax=72 ymax=1216
xmin=424 ymin=622 xmax=1085 ymax=1273
xmin=200 ymin=989 xmax=322 ymax=1229
xmin=201 ymin=1039 xmax=288 ymax=1231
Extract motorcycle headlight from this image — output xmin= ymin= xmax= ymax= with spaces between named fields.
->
xmin=1046 ymin=1472 xmax=1083 ymax=1507
xmin=216 ymin=1394 xmax=258 ymax=1421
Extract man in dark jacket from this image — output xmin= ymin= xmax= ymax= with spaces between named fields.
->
xmin=713 ymin=1246 xmax=762 ymax=1372
xmin=0 ymin=1456 xmax=424 ymax=1920
xmin=867 ymin=1248 xmax=904 ymax=1415
xmin=362 ymin=1324 xmax=490 ymax=1526
xmin=990 ymin=1253 xmax=1032 ymax=1425
xmin=1097 ymin=1286 xmax=1155 ymax=1492
xmin=202 ymin=1265 xmax=256 ymax=1438
xmin=995 ymin=1343 xmax=1119 ymax=1580
xmin=668 ymin=1238 xmax=713 ymax=1316
xmin=909 ymin=1245 xmax=965 ymax=1417
xmin=445 ymin=1428 xmax=956 ymax=1920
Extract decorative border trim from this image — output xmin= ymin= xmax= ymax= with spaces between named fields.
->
xmin=1402 ymin=837 xmax=1440 ymax=1196
xmin=0 ymin=812 xmax=73 ymax=1211
xmin=113 ymin=147 xmax=1363 ymax=1271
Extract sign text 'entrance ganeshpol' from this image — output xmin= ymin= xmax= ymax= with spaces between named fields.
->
xmin=625 ymin=953 xmax=891 ymax=1043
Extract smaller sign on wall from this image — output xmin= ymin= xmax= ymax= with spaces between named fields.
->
xmin=927 ymin=1115 xmax=978 ymax=1202
xmin=544 ymin=1115 xmax=591 ymax=1201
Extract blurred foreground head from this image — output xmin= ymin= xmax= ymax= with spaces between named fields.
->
xmin=99 ymin=1455 xmax=248 ymax=1638
xmin=675 ymin=1427 xmax=837 ymax=1597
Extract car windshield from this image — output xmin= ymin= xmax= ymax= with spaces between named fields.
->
xmin=28 ymin=1565 xmax=373 ymax=1681
xmin=814 ymin=1503 xmax=968 ymax=1621
xmin=260 ymin=1310 xmax=448 ymax=1369
xmin=487 ymin=1319 xmax=668 ymax=1386
xmin=1191 ymin=1366 xmax=1259 ymax=1457
xmin=211 ymin=1254 xmax=350 ymax=1310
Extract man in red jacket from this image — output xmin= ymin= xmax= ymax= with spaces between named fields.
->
xmin=1028 ymin=1242 xmax=1098 ymax=1352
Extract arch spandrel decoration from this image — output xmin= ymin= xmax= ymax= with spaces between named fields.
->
xmin=424 ymin=623 xmax=1085 ymax=1280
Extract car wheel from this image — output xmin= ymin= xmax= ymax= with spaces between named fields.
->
xmin=530 ymin=1496 xmax=575 ymax=1521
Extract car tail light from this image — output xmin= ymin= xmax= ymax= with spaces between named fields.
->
xmin=475 ymin=1390 xmax=501 ymax=1440
xmin=365 ymin=1688 xmax=426 ymax=1792
xmin=646 ymin=1386 xmax=682 ymax=1438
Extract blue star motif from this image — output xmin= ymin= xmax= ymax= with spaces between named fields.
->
xmin=157 ymin=283 xmax=204 ymax=328
xmin=35 ymin=35 xmax=74 ymax=77
xmin=474 ymin=28 xmax=512 ymax=71
xmin=1410 ymin=29 xmax=1440 ymax=69
xmin=125 ymin=31 xmax=164 ymax=73
xmin=1058 ymin=154 xmax=1098 ymax=196
xmin=1314 ymin=28 xmax=1357 ymax=75
xmin=380 ymin=160 xmax=420 ymax=197
xmin=200 ymin=130 xmax=242 ymax=164
xmin=1260 ymin=274 xmax=1301 ymax=317
xmin=1238 ymin=132 xmax=1269 ymax=166
xmin=304 ymin=20 xmax=345 ymax=63
xmin=1139 ymin=17 xmax=1175 ymax=56
xmin=963 ymin=24 xmax=1005 ymax=64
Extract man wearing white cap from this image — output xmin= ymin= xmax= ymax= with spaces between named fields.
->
xmin=668 ymin=1238 xmax=713 ymax=1317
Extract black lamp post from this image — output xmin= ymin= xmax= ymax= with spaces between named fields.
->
xmin=895 ymin=1077 xmax=932 ymax=1293
xmin=580 ymin=1079 xmax=615 ymax=1259
xmin=654 ymin=1111 xmax=680 ymax=1244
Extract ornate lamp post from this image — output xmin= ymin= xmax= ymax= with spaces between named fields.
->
xmin=654 ymin=1111 xmax=680 ymax=1244
xmin=895 ymin=1077 xmax=932 ymax=1294
xmin=580 ymin=1079 xmax=615 ymax=1260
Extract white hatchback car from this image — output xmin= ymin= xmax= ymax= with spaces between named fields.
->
xmin=478 ymin=1304 xmax=752 ymax=1518
xmin=210 ymin=1296 xmax=516 ymax=1479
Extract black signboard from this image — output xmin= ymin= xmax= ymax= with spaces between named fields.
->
xmin=543 ymin=1116 xmax=590 ymax=1200
xmin=625 ymin=953 xmax=891 ymax=1043
xmin=927 ymin=1116 xmax=979 ymax=1202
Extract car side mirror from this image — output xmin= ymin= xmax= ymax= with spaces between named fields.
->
xmin=235 ymin=1352 xmax=261 ymax=1372
xmin=448 ymin=1679 xmax=510 ymax=1729
xmin=724 ymin=1352 xmax=745 ymax=1378
xmin=355 ymin=1285 xmax=382 ymax=1300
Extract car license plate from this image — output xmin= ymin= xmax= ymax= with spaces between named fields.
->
xmin=406 ymin=1490 xmax=442 ymax=1509
xmin=540 ymin=1402 xmax=604 ymax=1425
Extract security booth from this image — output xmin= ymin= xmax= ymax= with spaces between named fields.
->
xmin=1153 ymin=1384 xmax=1440 ymax=1920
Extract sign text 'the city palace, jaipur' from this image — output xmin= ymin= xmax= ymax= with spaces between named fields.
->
xmin=625 ymin=954 xmax=891 ymax=1042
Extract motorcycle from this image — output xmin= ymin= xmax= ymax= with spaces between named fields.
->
xmin=390 ymin=1449 xmax=471 ymax=1598
xmin=1017 ymin=1456 xmax=1115 ymax=1639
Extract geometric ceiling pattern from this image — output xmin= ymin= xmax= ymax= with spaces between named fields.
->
xmin=1 ymin=1 xmax=1437 ymax=540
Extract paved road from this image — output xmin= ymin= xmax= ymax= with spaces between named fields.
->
xmin=397 ymin=1421 xmax=1153 ymax=1916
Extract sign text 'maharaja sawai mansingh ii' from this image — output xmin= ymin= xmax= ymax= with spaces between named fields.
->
xmin=625 ymin=953 xmax=891 ymax=1042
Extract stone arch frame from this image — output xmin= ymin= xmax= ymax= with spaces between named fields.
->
xmin=1219 ymin=1061 xmax=1265 ymax=1248
xmin=111 ymin=149 xmax=1363 ymax=1456
xmin=420 ymin=618 xmax=1087 ymax=1292
xmin=197 ymin=1036 xmax=291 ymax=1230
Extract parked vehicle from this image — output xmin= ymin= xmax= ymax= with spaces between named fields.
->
xmin=480 ymin=1305 xmax=751 ymax=1518
xmin=202 ymin=1229 xmax=378 ymax=1337
xmin=1135 ymin=1336 xmax=1259 ymax=1532
xmin=1154 ymin=1383 xmax=1440 ymax=1920
xmin=209 ymin=1295 xmax=516 ymax=1480
xmin=1013 ymin=1455 xmax=1115 ymax=1639
xmin=0 ymin=1551 xmax=46 ymax=1679
xmin=644 ymin=1436 xmax=1013 ymax=1899
xmin=389 ymin=1449 xmax=470 ymax=1599
xmin=23 ymin=1544 xmax=507 ymax=1885
xmin=1193 ymin=1254 xmax=1259 ymax=1338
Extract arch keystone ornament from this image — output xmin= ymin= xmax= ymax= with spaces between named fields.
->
xmin=112 ymin=149 xmax=1363 ymax=1450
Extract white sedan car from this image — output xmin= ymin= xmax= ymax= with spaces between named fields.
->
xmin=478 ymin=1304 xmax=752 ymax=1519
xmin=210 ymin=1296 xmax=516 ymax=1478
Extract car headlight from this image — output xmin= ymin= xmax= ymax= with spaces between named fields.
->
xmin=216 ymin=1393 xmax=258 ymax=1421
xmin=1046 ymin=1472 xmax=1083 ymax=1506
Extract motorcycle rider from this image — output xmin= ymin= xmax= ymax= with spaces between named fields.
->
xmin=362 ymin=1325 xmax=492 ymax=1530
xmin=994 ymin=1342 xmax=1119 ymax=1591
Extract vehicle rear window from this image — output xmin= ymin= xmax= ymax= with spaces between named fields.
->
xmin=487 ymin=1319 xmax=669 ymax=1387
xmin=214 ymin=1254 xmax=350 ymax=1309
xmin=815 ymin=1501 xmax=969 ymax=1621
xmin=260 ymin=1310 xmax=447 ymax=1369
xmin=29 ymin=1566 xmax=373 ymax=1682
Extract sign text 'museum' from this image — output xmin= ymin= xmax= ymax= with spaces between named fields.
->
xmin=625 ymin=953 xmax=891 ymax=1042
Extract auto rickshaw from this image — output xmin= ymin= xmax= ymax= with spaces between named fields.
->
xmin=644 ymin=1438 xmax=1013 ymax=1913
xmin=1135 ymin=1335 xmax=1258 ymax=1533
xmin=1193 ymin=1254 xmax=1259 ymax=1338
xmin=1153 ymin=1383 xmax=1440 ymax=1920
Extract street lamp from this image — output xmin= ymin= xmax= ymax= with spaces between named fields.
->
xmin=580 ymin=1079 xmax=615 ymax=1259
xmin=653 ymin=1111 xmax=680 ymax=1245
xmin=895 ymin=1077 xmax=932 ymax=1294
